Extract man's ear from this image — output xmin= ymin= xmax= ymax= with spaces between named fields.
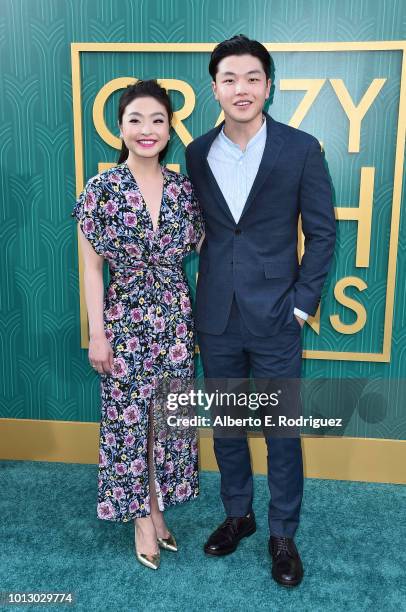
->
xmin=211 ymin=80 xmax=219 ymax=101
xmin=265 ymin=78 xmax=272 ymax=100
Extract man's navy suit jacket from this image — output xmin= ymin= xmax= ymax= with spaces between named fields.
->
xmin=185 ymin=113 xmax=336 ymax=337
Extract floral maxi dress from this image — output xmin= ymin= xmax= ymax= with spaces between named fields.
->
xmin=72 ymin=163 xmax=204 ymax=522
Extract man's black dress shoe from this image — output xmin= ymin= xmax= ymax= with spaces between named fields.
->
xmin=269 ymin=536 xmax=303 ymax=587
xmin=204 ymin=513 xmax=256 ymax=556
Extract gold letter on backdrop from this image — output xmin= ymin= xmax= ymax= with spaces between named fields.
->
xmin=330 ymin=78 xmax=386 ymax=152
xmin=335 ymin=167 xmax=375 ymax=268
xmin=330 ymin=276 xmax=368 ymax=334
xmin=280 ymin=79 xmax=326 ymax=128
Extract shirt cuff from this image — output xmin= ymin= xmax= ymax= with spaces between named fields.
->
xmin=294 ymin=307 xmax=309 ymax=321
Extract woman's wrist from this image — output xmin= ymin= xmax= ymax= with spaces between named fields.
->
xmin=89 ymin=330 xmax=106 ymax=341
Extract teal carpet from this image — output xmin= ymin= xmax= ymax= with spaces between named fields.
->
xmin=1 ymin=460 xmax=405 ymax=612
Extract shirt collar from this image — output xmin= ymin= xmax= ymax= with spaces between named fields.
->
xmin=219 ymin=114 xmax=267 ymax=153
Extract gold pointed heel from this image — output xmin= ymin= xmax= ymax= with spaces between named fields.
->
xmin=135 ymin=549 xmax=160 ymax=570
xmin=134 ymin=523 xmax=160 ymax=570
xmin=157 ymin=532 xmax=178 ymax=552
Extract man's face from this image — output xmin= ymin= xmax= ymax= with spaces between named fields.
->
xmin=212 ymin=54 xmax=271 ymax=124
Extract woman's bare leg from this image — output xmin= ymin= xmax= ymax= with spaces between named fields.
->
xmin=134 ymin=406 xmax=169 ymax=552
xmin=148 ymin=407 xmax=170 ymax=538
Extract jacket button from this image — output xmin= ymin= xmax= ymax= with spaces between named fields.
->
xmin=235 ymin=229 xmax=241 ymax=235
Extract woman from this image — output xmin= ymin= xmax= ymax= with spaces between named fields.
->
xmin=72 ymin=80 xmax=204 ymax=570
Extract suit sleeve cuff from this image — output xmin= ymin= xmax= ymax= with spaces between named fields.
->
xmin=294 ymin=307 xmax=309 ymax=321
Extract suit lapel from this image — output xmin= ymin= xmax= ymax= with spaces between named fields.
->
xmin=200 ymin=124 xmax=236 ymax=225
xmin=239 ymin=115 xmax=285 ymax=220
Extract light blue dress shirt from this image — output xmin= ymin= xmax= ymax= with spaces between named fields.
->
xmin=207 ymin=118 xmax=308 ymax=321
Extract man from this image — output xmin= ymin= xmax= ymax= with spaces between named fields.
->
xmin=185 ymin=35 xmax=336 ymax=587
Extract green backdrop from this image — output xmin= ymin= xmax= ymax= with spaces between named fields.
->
xmin=1 ymin=0 xmax=405 ymax=439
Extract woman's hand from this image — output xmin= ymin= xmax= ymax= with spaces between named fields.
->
xmin=88 ymin=334 xmax=114 ymax=375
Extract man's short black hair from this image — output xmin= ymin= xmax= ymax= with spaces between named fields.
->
xmin=209 ymin=35 xmax=272 ymax=80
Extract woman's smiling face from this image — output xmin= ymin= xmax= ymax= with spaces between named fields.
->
xmin=120 ymin=96 xmax=170 ymax=161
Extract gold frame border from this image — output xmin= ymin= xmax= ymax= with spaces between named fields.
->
xmin=1 ymin=418 xmax=405 ymax=484
xmin=71 ymin=41 xmax=406 ymax=362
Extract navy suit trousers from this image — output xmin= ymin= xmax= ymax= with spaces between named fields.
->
xmin=197 ymin=296 xmax=304 ymax=538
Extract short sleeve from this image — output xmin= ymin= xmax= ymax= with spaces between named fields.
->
xmin=71 ymin=176 xmax=106 ymax=257
xmin=184 ymin=180 xmax=205 ymax=249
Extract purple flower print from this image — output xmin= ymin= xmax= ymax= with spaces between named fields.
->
xmin=126 ymin=336 xmax=140 ymax=352
xmin=144 ymin=358 xmax=153 ymax=371
xmin=83 ymin=218 xmax=95 ymax=235
xmin=160 ymin=483 xmax=169 ymax=496
xmin=174 ymin=439 xmax=184 ymax=452
xmin=99 ymin=448 xmax=107 ymax=467
xmin=154 ymin=317 xmax=165 ymax=333
xmin=107 ymin=285 xmax=116 ymax=299
xmin=140 ymin=384 xmax=152 ymax=399
xmin=109 ymin=172 xmax=122 ymax=184
xmin=159 ymin=234 xmax=172 ymax=248
xmin=107 ymin=406 xmax=118 ymax=420
xmin=105 ymin=200 xmax=118 ymax=216
xmin=125 ymin=244 xmax=142 ymax=258
xmin=106 ymin=226 xmax=117 ymax=239
xmin=145 ymin=272 xmax=154 ymax=288
xmin=170 ymin=379 xmax=184 ymax=393
xmin=97 ymin=500 xmax=115 ymax=519
xmin=115 ymin=462 xmax=127 ymax=475
xmin=112 ymin=357 xmax=128 ymax=379
xmin=183 ymin=180 xmax=192 ymax=195
xmin=84 ymin=190 xmax=96 ymax=211
xmin=169 ymin=343 xmax=187 ymax=363
xmin=166 ymin=183 xmax=181 ymax=201
xmin=164 ymin=461 xmax=174 ymax=474
xmin=111 ymin=389 xmax=122 ymax=401
xmin=113 ymin=487 xmax=124 ymax=500
xmin=106 ymin=303 xmax=124 ymax=321
xmin=104 ymin=331 xmax=114 ymax=346
xmin=180 ymin=296 xmax=191 ymax=314
xmin=155 ymin=446 xmax=165 ymax=464
xmin=129 ymin=499 xmax=140 ymax=512
xmin=131 ymin=308 xmax=143 ymax=323
xmin=123 ymin=404 xmax=140 ymax=425
xmin=124 ymin=433 xmax=135 ymax=446
xmin=184 ymin=465 xmax=194 ymax=478
xmin=175 ymin=481 xmax=191 ymax=501
xmin=124 ymin=212 xmax=137 ymax=227
xmin=185 ymin=223 xmax=196 ymax=244
xmin=151 ymin=343 xmax=161 ymax=359
xmin=105 ymin=433 xmax=116 ymax=446
xmin=163 ymin=291 xmax=173 ymax=305
xmin=176 ymin=323 xmax=187 ymax=338
xmin=131 ymin=458 xmax=146 ymax=476
xmin=132 ymin=481 xmax=142 ymax=494
xmin=124 ymin=190 xmax=143 ymax=209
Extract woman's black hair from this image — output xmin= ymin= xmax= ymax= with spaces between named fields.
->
xmin=117 ymin=80 xmax=173 ymax=164
xmin=209 ymin=35 xmax=272 ymax=80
